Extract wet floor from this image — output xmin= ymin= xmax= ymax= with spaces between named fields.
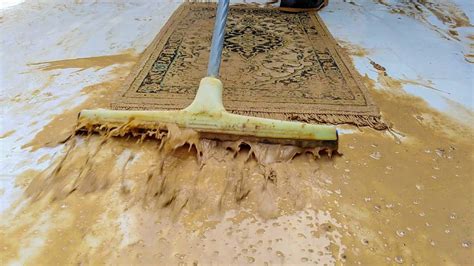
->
xmin=1 ymin=0 xmax=473 ymax=265
xmin=1 ymin=73 xmax=472 ymax=264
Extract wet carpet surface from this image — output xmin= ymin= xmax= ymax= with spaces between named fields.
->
xmin=112 ymin=3 xmax=385 ymax=129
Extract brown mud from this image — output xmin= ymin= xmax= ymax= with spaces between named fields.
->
xmin=0 ymin=130 xmax=16 ymax=139
xmin=466 ymin=34 xmax=474 ymax=63
xmin=369 ymin=60 xmax=451 ymax=95
xmin=380 ymin=0 xmax=472 ymax=41
xmin=28 ymin=52 xmax=137 ymax=72
xmin=21 ymin=63 xmax=134 ymax=151
xmin=1 ymin=49 xmax=473 ymax=265
xmin=338 ymin=40 xmax=370 ymax=58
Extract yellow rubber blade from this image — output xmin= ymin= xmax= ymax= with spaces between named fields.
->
xmin=78 ymin=77 xmax=338 ymax=148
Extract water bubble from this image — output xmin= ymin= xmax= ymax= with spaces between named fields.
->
xmin=396 ymin=230 xmax=406 ymax=237
xmin=415 ymin=184 xmax=423 ymax=190
xmin=344 ymin=169 xmax=351 ymax=173
xmin=430 ymin=240 xmax=436 ymax=246
xmin=419 ymin=212 xmax=425 ymax=217
xmin=370 ymin=151 xmax=381 ymax=160
xmin=276 ymin=251 xmax=285 ymax=257
xmin=435 ymin=149 xmax=445 ymax=158
xmin=175 ymin=253 xmax=186 ymax=260
xmin=394 ymin=256 xmax=404 ymax=264
xmin=461 ymin=240 xmax=471 ymax=248
xmin=431 ymin=175 xmax=438 ymax=179
xmin=121 ymin=179 xmax=134 ymax=193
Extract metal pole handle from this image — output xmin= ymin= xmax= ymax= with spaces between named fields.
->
xmin=207 ymin=0 xmax=230 ymax=77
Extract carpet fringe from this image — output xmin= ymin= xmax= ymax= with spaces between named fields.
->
xmin=232 ymin=111 xmax=388 ymax=130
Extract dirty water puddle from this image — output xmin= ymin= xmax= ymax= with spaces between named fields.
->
xmin=1 ymin=51 xmax=473 ymax=265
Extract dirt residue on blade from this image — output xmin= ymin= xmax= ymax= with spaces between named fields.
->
xmin=24 ymin=128 xmax=331 ymax=218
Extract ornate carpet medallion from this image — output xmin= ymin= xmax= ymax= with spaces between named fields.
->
xmin=112 ymin=3 xmax=385 ymax=129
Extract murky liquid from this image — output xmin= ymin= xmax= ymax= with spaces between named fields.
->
xmin=2 ymin=127 xmax=344 ymax=265
xmin=1 ymin=51 xmax=473 ymax=265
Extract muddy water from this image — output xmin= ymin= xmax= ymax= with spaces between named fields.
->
xmin=27 ymin=52 xmax=138 ymax=72
xmin=377 ymin=0 xmax=471 ymax=41
xmin=1 ymin=59 xmax=473 ymax=265
xmin=22 ymin=58 xmax=136 ymax=151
